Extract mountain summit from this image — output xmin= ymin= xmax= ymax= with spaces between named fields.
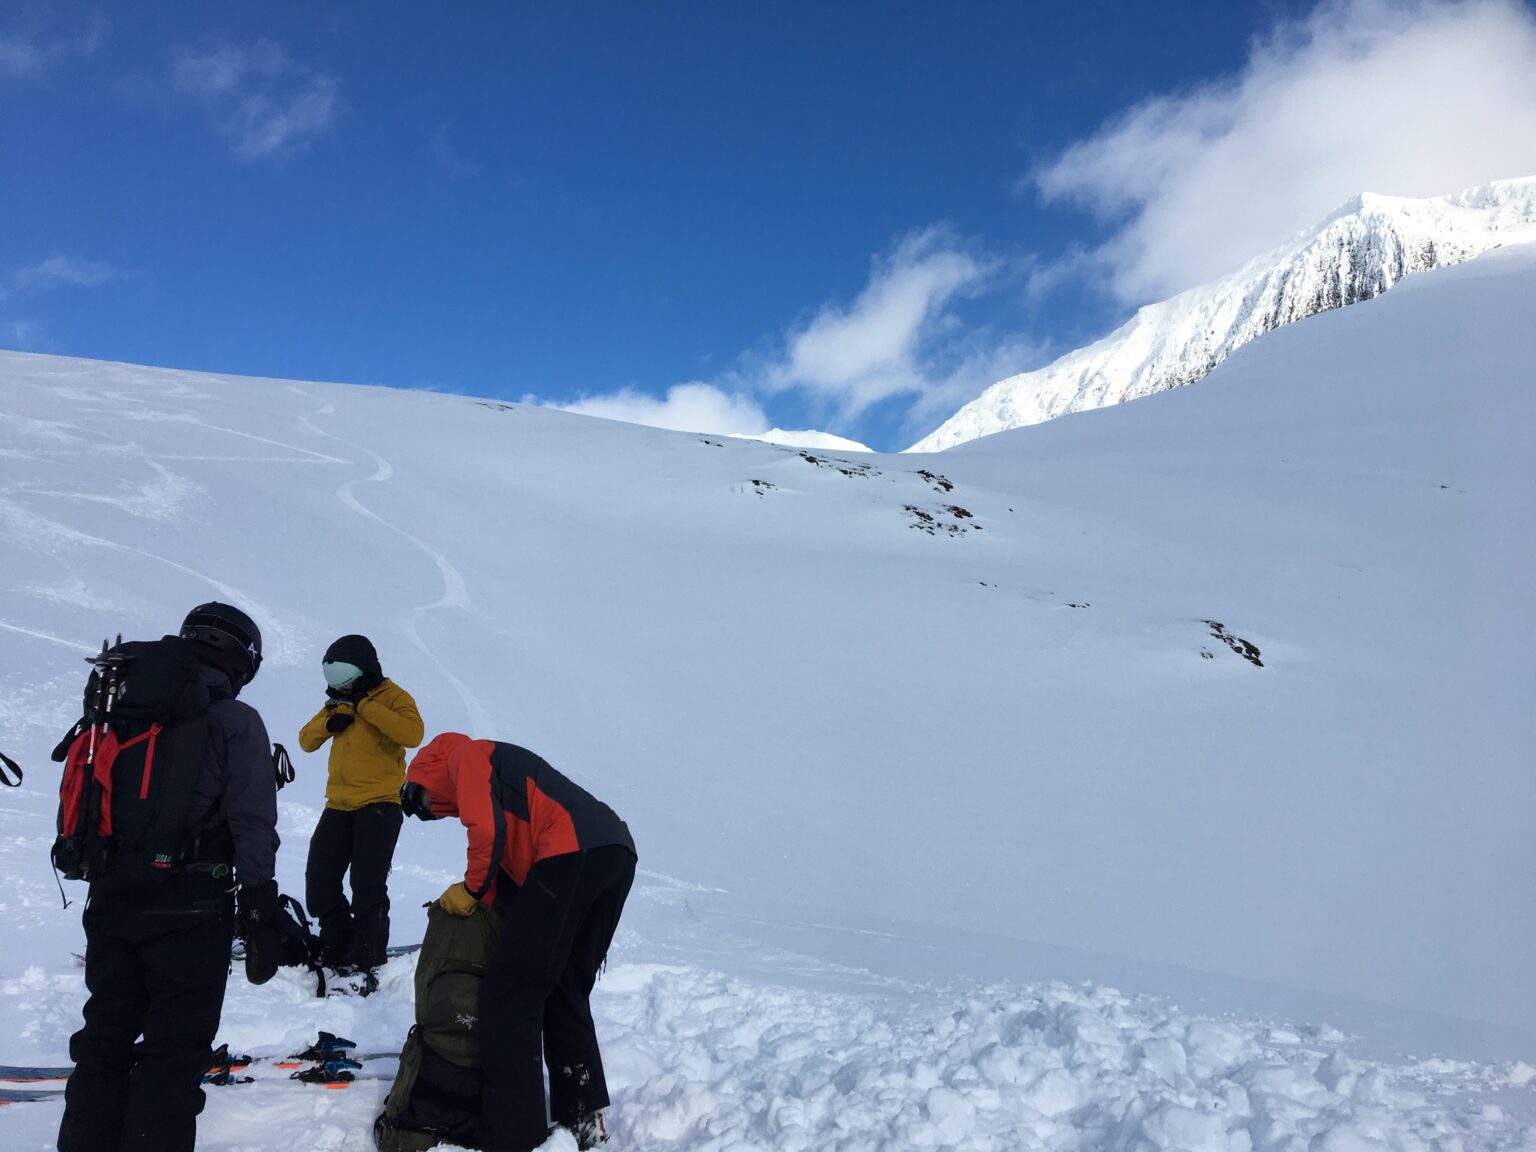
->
xmin=909 ymin=177 xmax=1536 ymax=452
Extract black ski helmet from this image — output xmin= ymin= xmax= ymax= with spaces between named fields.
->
xmin=179 ymin=602 xmax=263 ymax=687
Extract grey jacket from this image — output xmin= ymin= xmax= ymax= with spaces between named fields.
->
xmin=187 ymin=664 xmax=280 ymax=887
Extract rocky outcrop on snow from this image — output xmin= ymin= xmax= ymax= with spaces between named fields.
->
xmin=909 ymin=177 xmax=1536 ymax=452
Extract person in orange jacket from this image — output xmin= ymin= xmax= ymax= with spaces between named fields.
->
xmin=403 ymin=732 xmax=636 ymax=1152
xmin=298 ymin=634 xmax=423 ymax=978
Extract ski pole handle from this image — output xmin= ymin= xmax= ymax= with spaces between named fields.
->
xmin=0 ymin=751 xmax=20 ymax=788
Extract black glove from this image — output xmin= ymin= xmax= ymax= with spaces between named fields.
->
xmin=238 ymin=880 xmax=281 ymax=986
xmin=326 ymin=711 xmax=354 ymax=734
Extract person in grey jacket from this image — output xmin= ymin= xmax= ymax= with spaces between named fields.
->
xmin=57 ymin=602 xmax=281 ymax=1152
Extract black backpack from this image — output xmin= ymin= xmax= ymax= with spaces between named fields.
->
xmin=230 ymin=894 xmax=330 ymax=995
xmin=277 ymin=894 xmax=330 ymax=996
xmin=50 ymin=636 xmax=215 ymax=891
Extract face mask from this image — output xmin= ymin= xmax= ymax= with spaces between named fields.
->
xmin=323 ymin=661 xmax=364 ymax=690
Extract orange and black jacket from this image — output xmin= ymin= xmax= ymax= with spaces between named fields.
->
xmin=407 ymin=732 xmax=635 ymax=902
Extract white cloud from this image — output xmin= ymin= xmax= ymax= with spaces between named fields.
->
xmin=432 ymin=124 xmax=480 ymax=180
xmin=555 ymin=383 xmax=770 ymax=436
xmin=0 ymin=36 xmax=39 ymax=76
xmin=1036 ymin=0 xmax=1536 ymax=302
xmin=2 ymin=255 xmax=119 ymax=300
xmin=0 ymin=15 xmax=102 ymax=78
xmin=539 ymin=228 xmax=1044 ymax=446
xmin=903 ymin=334 xmax=1048 ymax=429
xmin=767 ymin=227 xmax=993 ymax=419
xmin=0 ymin=319 xmax=43 ymax=349
xmin=174 ymin=40 xmax=339 ymax=161
xmin=227 ymin=82 xmax=339 ymax=161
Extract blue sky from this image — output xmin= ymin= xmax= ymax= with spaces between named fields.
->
xmin=3 ymin=1 xmax=1534 ymax=450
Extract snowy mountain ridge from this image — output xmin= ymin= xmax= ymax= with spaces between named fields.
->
xmin=910 ymin=176 xmax=1536 ymax=451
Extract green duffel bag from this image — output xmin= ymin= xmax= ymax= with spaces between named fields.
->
xmin=375 ymin=901 xmax=503 ymax=1151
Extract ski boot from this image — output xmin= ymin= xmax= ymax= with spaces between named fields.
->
xmin=567 ymin=1111 xmax=609 ymax=1150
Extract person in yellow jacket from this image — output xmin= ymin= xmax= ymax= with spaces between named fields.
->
xmin=298 ymin=634 xmax=423 ymax=981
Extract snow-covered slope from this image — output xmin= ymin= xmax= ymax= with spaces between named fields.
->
xmin=729 ymin=426 xmax=873 ymax=452
xmin=1 ymin=246 xmax=1533 ymax=1149
xmin=911 ymin=177 xmax=1536 ymax=451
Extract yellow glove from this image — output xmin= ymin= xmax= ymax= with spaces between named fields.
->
xmin=439 ymin=882 xmax=478 ymax=916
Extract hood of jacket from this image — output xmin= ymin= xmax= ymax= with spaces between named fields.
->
xmin=323 ymin=634 xmax=382 ymax=680
xmin=406 ymin=731 xmax=476 ymax=817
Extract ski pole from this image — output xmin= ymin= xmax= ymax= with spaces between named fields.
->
xmin=77 ymin=638 xmax=123 ymax=878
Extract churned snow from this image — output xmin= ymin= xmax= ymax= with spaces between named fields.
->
xmin=911 ymin=176 xmax=1536 ymax=451
xmin=7 ymin=943 xmax=1530 ymax=1151
xmin=0 ymin=245 xmax=1533 ymax=1149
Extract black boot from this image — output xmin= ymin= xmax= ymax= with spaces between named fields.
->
xmin=568 ymin=1111 xmax=609 ymax=1150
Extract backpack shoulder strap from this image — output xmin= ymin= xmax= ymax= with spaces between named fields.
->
xmin=277 ymin=894 xmax=328 ymax=997
xmin=278 ymin=893 xmax=313 ymax=932
xmin=272 ymin=744 xmax=295 ymax=790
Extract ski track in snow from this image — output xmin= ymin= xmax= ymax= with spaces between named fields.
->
xmin=291 ymin=389 xmax=493 ymax=735
xmin=0 ymin=492 xmax=293 ymax=664
xmin=0 ymin=619 xmax=94 ymax=653
xmin=0 ymin=369 xmax=319 ymax=666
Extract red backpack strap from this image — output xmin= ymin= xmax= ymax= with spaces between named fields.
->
xmin=115 ymin=725 xmax=163 ymax=801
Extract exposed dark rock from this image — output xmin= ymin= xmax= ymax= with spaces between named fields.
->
xmin=1203 ymin=620 xmax=1263 ymax=667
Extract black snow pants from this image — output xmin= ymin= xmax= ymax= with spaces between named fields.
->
xmin=305 ymin=801 xmax=403 ymax=969
xmin=479 ymin=845 xmax=636 ymax=1152
xmin=57 ymin=872 xmax=235 ymax=1152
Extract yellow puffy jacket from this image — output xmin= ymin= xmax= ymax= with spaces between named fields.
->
xmin=298 ymin=679 xmax=424 ymax=810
